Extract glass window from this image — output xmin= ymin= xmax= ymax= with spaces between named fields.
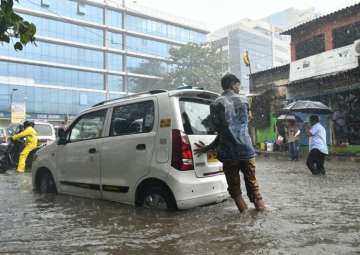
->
xmin=69 ymin=110 xmax=107 ymax=142
xmin=80 ymin=93 xmax=88 ymax=105
xmin=110 ymin=101 xmax=154 ymax=136
xmin=108 ymin=75 xmax=124 ymax=92
xmin=332 ymin=21 xmax=360 ymax=49
xmin=179 ymin=98 xmax=215 ymax=135
xmin=77 ymin=2 xmax=86 ymax=16
xmin=21 ymin=14 xmax=103 ymax=46
xmin=126 ymin=56 xmax=168 ymax=76
xmin=41 ymin=0 xmax=50 ymax=8
xmin=107 ymin=32 xmax=123 ymax=49
xmin=0 ymin=62 xmax=103 ymax=90
xmin=107 ymin=53 xmax=123 ymax=71
xmin=0 ymin=41 xmax=104 ymax=69
xmin=0 ymin=85 xmax=105 ymax=115
xmin=125 ymin=15 xmax=206 ymax=44
xmin=126 ymin=36 xmax=171 ymax=57
xmin=295 ymin=34 xmax=325 ymax=60
xmin=17 ymin=0 xmax=104 ymax=24
xmin=106 ymin=9 xmax=122 ymax=27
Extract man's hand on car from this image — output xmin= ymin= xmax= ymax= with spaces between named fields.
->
xmin=194 ymin=140 xmax=210 ymax=156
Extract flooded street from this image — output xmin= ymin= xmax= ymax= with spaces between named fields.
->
xmin=1 ymin=157 xmax=359 ymax=255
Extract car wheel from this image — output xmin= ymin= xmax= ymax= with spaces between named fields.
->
xmin=141 ymin=186 xmax=177 ymax=211
xmin=39 ymin=171 xmax=57 ymax=193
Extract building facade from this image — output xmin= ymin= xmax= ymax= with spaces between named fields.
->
xmin=208 ymin=19 xmax=290 ymax=95
xmin=263 ymin=7 xmax=320 ymax=31
xmin=282 ymin=3 xmax=360 ymax=151
xmin=249 ymin=64 xmax=289 ymax=146
xmin=0 ymin=0 xmax=207 ymax=125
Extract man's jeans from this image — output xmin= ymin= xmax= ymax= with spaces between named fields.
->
xmin=288 ymin=142 xmax=299 ymax=160
xmin=222 ymin=159 xmax=262 ymax=202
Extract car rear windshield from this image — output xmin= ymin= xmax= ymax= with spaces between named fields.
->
xmin=35 ymin=124 xmax=53 ymax=136
xmin=179 ymin=98 xmax=216 ymax=135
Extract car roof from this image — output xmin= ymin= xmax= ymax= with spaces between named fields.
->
xmin=88 ymin=89 xmax=219 ymax=113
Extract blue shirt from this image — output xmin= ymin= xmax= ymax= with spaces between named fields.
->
xmin=210 ymin=90 xmax=255 ymax=160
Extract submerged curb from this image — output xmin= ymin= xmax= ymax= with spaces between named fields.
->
xmin=256 ymin=150 xmax=360 ymax=162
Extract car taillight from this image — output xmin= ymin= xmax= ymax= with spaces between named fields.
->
xmin=171 ymin=129 xmax=194 ymax=171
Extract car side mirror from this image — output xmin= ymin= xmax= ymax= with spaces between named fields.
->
xmin=57 ymin=128 xmax=67 ymax=145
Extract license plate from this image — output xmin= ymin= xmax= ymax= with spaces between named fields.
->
xmin=207 ymin=150 xmax=219 ymax=163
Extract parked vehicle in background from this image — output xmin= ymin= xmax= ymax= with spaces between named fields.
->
xmin=6 ymin=121 xmax=56 ymax=146
xmin=34 ymin=122 xmax=56 ymax=146
xmin=0 ymin=124 xmax=39 ymax=173
xmin=0 ymin=127 xmax=7 ymax=144
xmin=32 ymin=89 xmax=229 ymax=211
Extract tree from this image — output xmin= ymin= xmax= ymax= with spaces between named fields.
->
xmin=163 ymin=42 xmax=228 ymax=92
xmin=127 ymin=59 xmax=168 ymax=93
xmin=0 ymin=0 xmax=36 ymax=51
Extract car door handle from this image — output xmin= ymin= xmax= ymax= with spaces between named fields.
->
xmin=88 ymin=148 xmax=97 ymax=154
xmin=136 ymin=144 xmax=146 ymax=150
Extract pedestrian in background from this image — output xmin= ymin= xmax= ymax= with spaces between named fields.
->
xmin=194 ymin=73 xmax=266 ymax=213
xmin=287 ymin=120 xmax=300 ymax=161
xmin=306 ymin=115 xmax=328 ymax=175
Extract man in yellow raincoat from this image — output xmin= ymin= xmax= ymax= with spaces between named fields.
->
xmin=11 ymin=121 xmax=38 ymax=173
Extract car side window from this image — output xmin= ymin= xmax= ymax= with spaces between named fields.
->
xmin=110 ymin=101 xmax=155 ymax=136
xmin=68 ymin=109 xmax=107 ymax=142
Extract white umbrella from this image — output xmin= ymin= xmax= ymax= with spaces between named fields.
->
xmin=277 ymin=114 xmax=296 ymax=120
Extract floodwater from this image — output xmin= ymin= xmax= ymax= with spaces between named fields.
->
xmin=1 ymin=157 xmax=359 ymax=255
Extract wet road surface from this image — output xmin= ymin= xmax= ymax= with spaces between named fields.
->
xmin=1 ymin=157 xmax=359 ymax=255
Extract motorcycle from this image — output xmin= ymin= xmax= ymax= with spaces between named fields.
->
xmin=0 ymin=125 xmax=40 ymax=174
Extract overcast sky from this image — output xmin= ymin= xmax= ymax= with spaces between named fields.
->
xmin=128 ymin=0 xmax=360 ymax=31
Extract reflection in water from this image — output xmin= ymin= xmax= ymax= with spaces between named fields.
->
xmin=1 ymin=159 xmax=360 ymax=254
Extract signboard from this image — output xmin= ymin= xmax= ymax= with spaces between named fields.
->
xmin=11 ymin=102 xmax=26 ymax=124
xmin=290 ymin=44 xmax=359 ymax=82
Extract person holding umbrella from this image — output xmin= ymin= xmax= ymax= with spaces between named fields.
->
xmin=306 ymin=115 xmax=328 ymax=175
xmin=286 ymin=119 xmax=300 ymax=161
xmin=282 ymin=100 xmax=331 ymax=174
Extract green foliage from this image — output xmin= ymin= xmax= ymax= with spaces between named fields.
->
xmin=0 ymin=0 xmax=36 ymax=51
xmin=164 ymin=42 xmax=228 ymax=92
xmin=127 ymin=60 xmax=169 ymax=93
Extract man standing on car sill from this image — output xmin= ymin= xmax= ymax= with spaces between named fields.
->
xmin=194 ymin=73 xmax=266 ymax=213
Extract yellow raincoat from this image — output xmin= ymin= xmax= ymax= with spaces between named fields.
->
xmin=12 ymin=126 xmax=38 ymax=172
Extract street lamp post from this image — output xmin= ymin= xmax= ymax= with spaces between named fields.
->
xmin=9 ymin=88 xmax=18 ymax=111
xmin=9 ymin=88 xmax=18 ymax=124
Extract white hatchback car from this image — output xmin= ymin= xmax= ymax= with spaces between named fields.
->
xmin=32 ymin=89 xmax=229 ymax=210
xmin=34 ymin=122 xmax=56 ymax=146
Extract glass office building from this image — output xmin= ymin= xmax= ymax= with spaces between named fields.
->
xmin=0 ymin=0 xmax=207 ymax=124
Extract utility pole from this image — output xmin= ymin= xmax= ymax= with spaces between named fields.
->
xmin=9 ymin=88 xmax=18 ymax=111
xmin=9 ymin=88 xmax=18 ymax=124
xmin=270 ymin=24 xmax=275 ymax=67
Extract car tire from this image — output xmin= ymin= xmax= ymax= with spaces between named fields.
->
xmin=140 ymin=186 xmax=177 ymax=211
xmin=39 ymin=171 xmax=57 ymax=193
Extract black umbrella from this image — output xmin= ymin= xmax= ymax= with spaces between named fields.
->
xmin=282 ymin=100 xmax=332 ymax=114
